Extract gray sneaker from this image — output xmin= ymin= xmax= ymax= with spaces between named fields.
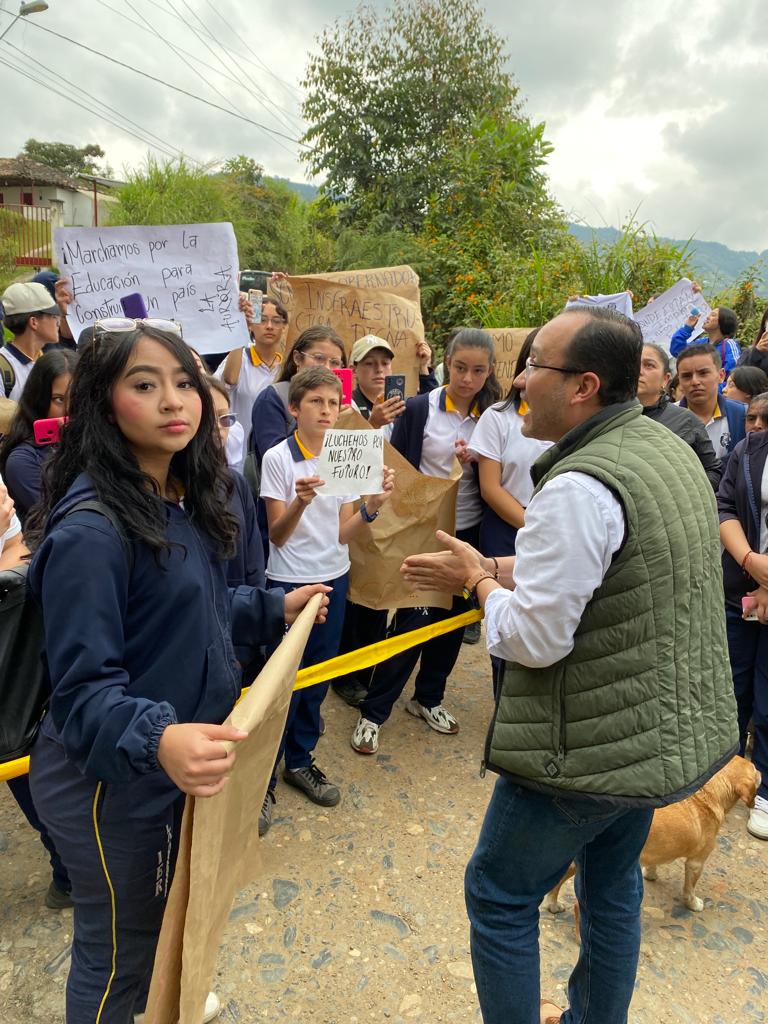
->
xmin=259 ymin=789 xmax=275 ymax=837
xmin=283 ymin=761 xmax=341 ymax=806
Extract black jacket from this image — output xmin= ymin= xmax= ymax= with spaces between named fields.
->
xmin=738 ymin=345 xmax=768 ymax=375
xmin=717 ymin=431 xmax=768 ymax=609
xmin=642 ymin=395 xmax=722 ymax=490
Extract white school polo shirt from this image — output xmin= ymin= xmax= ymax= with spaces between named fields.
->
xmin=260 ymin=433 xmax=358 ymax=583
xmin=215 ymin=347 xmax=282 ymax=443
xmin=419 ymin=387 xmax=481 ymax=531
xmin=1 ymin=343 xmax=36 ymax=401
xmin=470 ymin=402 xmax=552 ymax=507
xmin=0 ymin=473 xmax=21 ymax=554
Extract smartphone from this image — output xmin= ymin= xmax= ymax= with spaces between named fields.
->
xmin=333 ymin=367 xmax=353 ymax=407
xmin=742 ymin=596 xmax=759 ymax=621
xmin=34 ymin=416 xmax=67 ymax=445
xmin=120 ymin=292 xmax=148 ymax=318
xmin=384 ymin=374 xmax=406 ymax=403
xmin=248 ymin=289 xmax=263 ymax=324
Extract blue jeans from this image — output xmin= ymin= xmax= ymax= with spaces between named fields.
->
xmin=465 ymin=778 xmax=653 ymax=1024
xmin=726 ymin=605 xmax=768 ymax=800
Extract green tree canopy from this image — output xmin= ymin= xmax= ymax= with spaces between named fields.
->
xmin=301 ymin=0 xmax=519 ymax=230
xmin=20 ymin=139 xmax=107 ymax=177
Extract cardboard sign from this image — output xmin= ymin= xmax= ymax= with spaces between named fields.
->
xmin=316 ymin=428 xmax=385 ymax=495
xmin=565 ymin=291 xmax=634 ymax=318
xmin=53 ymin=222 xmax=250 ymax=354
xmin=487 ymin=328 xmax=535 ymax=394
xmin=269 ymin=266 xmax=425 ymax=393
xmin=634 ymin=279 xmax=711 ymax=351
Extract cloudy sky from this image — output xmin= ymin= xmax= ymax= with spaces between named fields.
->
xmin=1 ymin=0 xmax=766 ymax=252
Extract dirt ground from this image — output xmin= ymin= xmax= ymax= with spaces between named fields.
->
xmin=1 ymin=634 xmax=767 ymax=1023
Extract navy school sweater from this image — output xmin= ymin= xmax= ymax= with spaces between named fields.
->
xmin=4 ymin=441 xmax=50 ymax=524
xmin=29 ymin=473 xmax=286 ymax=816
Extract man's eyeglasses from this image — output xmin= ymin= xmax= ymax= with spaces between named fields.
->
xmin=524 ymin=357 xmax=583 ymax=376
xmin=304 ymin=352 xmax=344 ymax=370
xmin=257 ymin=317 xmax=287 ymax=328
xmin=217 ymin=413 xmax=237 ymax=428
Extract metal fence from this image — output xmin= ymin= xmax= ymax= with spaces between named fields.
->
xmin=0 ymin=203 xmax=56 ymax=267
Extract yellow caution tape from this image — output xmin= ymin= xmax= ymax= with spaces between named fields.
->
xmin=0 ymin=608 xmax=482 ymax=784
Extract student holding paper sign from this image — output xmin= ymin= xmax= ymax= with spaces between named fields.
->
xmin=351 ymin=328 xmax=501 ymax=755
xmin=259 ymin=366 xmax=394 ymax=833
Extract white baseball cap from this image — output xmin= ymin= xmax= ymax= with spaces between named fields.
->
xmin=1 ymin=282 xmax=60 ymax=318
xmin=350 ymin=334 xmax=395 ymax=364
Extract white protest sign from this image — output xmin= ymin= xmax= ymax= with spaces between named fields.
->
xmin=565 ymin=291 xmax=634 ymax=318
xmin=316 ymin=429 xmax=385 ymax=496
xmin=53 ymin=223 xmax=250 ymax=354
xmin=633 ymin=279 xmax=711 ymax=352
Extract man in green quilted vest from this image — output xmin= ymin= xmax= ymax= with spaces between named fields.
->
xmin=402 ymin=307 xmax=738 ymax=1024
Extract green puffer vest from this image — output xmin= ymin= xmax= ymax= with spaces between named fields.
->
xmin=486 ymin=402 xmax=738 ymax=806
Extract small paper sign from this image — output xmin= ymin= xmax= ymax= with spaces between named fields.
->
xmin=316 ymin=429 xmax=385 ymax=495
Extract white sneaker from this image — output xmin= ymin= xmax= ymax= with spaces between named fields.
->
xmin=134 ymin=991 xmax=220 ymax=1023
xmin=405 ymin=699 xmax=459 ymax=734
xmin=351 ymin=716 xmax=379 ymax=754
xmin=748 ymin=794 xmax=768 ymax=840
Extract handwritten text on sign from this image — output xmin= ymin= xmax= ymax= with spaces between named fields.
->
xmin=317 ymin=429 xmax=385 ymax=496
xmin=634 ymin=279 xmax=711 ymax=351
xmin=487 ymin=328 xmax=535 ymax=394
xmin=53 ymin=223 xmax=249 ymax=355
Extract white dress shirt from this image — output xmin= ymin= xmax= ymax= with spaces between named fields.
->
xmin=484 ymin=472 xmax=625 ymax=667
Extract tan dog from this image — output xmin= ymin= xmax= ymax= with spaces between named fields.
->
xmin=543 ymin=755 xmax=761 ymax=920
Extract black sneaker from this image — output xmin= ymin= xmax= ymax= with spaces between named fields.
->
xmin=45 ymin=880 xmax=73 ymax=910
xmin=259 ymin=789 xmax=276 ymax=837
xmin=332 ymin=680 xmax=368 ymax=707
xmin=462 ymin=620 xmax=482 ymax=645
xmin=283 ymin=761 xmax=341 ymax=806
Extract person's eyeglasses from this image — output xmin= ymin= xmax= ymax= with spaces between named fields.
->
xmin=524 ymin=356 xmax=583 ymax=376
xmin=304 ymin=352 xmax=344 ymax=370
xmin=258 ymin=317 xmax=287 ymax=327
xmin=217 ymin=413 xmax=237 ymax=428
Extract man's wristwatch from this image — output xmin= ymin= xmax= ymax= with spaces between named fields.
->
xmin=462 ymin=569 xmax=496 ymax=607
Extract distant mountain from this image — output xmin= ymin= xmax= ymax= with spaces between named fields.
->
xmin=567 ymin=224 xmax=768 ymax=296
xmin=270 ymin=177 xmax=319 ymax=202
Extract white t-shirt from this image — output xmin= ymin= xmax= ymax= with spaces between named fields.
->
xmin=419 ymin=387 xmax=481 ymax=531
xmin=760 ymin=460 xmax=768 ymax=555
xmin=225 ymin=421 xmax=245 ymax=473
xmin=470 ymin=402 xmax=552 ymax=507
xmin=0 ymin=472 xmax=22 ymax=554
xmin=215 ymin=348 xmax=282 ymax=443
xmin=260 ymin=435 xmax=358 ymax=583
xmin=1 ymin=344 xmax=36 ymax=402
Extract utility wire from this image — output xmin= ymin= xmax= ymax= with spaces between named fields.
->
xmin=171 ymin=0 xmax=303 ymax=134
xmin=14 ymin=19 xmax=305 ymax=147
xmin=3 ymin=37 xmax=196 ymax=164
xmin=0 ymin=50 xmax=183 ymax=161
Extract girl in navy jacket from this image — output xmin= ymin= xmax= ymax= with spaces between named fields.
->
xmin=26 ymin=324 xmax=327 ymax=1024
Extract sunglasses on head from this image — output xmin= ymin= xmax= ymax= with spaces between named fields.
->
xmin=93 ymin=317 xmax=184 ymax=345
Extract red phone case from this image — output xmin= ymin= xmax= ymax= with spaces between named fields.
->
xmin=33 ymin=417 xmax=67 ymax=445
xmin=333 ymin=368 xmax=353 ymax=406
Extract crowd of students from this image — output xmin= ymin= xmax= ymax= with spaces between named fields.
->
xmin=0 ymin=272 xmax=766 ymax=1023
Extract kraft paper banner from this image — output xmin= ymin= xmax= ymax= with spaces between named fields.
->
xmin=486 ymin=328 xmax=534 ymax=394
xmin=143 ymin=595 xmax=322 ymax=1024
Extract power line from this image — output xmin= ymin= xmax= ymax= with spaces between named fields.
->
xmin=16 ymin=19 xmax=306 ymax=148
xmin=2 ymin=37 xmax=196 ymax=164
xmin=171 ymin=0 xmax=304 ymax=135
xmin=0 ymin=50 xmax=183 ymax=161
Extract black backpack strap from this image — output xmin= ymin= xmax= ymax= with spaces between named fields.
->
xmin=0 ymin=352 xmax=16 ymax=399
xmin=64 ymin=500 xmax=134 ymax=571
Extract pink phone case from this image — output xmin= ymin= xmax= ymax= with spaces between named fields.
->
xmin=34 ymin=417 xmax=67 ymax=445
xmin=333 ymin=367 xmax=353 ymax=406
xmin=742 ymin=596 xmax=759 ymax=621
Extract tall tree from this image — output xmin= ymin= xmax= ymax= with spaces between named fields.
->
xmin=301 ymin=0 xmax=519 ymax=229
xmin=19 ymin=139 xmax=107 ymax=177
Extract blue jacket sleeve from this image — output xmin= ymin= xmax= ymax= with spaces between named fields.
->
xmin=4 ymin=445 xmax=44 ymax=520
xmin=669 ymin=323 xmax=694 ymax=357
xmin=716 ymin=437 xmax=741 ymax=523
xmin=418 ymin=370 xmax=438 ymax=394
xmin=251 ymin=387 xmax=289 ymax=467
xmin=389 ymin=405 xmax=408 ymax=457
xmin=723 ymin=340 xmax=740 ymax=377
xmin=229 ymin=585 xmax=285 ymax=651
xmin=35 ymin=517 xmax=177 ymax=783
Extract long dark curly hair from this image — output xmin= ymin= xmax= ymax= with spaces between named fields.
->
xmin=0 ymin=347 xmax=79 ymax=477
xmin=25 ymin=326 xmax=239 ymax=559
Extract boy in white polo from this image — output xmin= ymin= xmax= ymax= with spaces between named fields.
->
xmin=258 ymin=366 xmax=394 ymax=833
xmin=1 ymin=282 xmax=62 ymax=400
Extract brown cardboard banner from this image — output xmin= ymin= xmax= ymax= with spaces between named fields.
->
xmin=486 ymin=327 xmax=534 ymax=394
xmin=269 ymin=266 xmax=425 ymax=394
xmin=143 ymin=596 xmax=322 ymax=1024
